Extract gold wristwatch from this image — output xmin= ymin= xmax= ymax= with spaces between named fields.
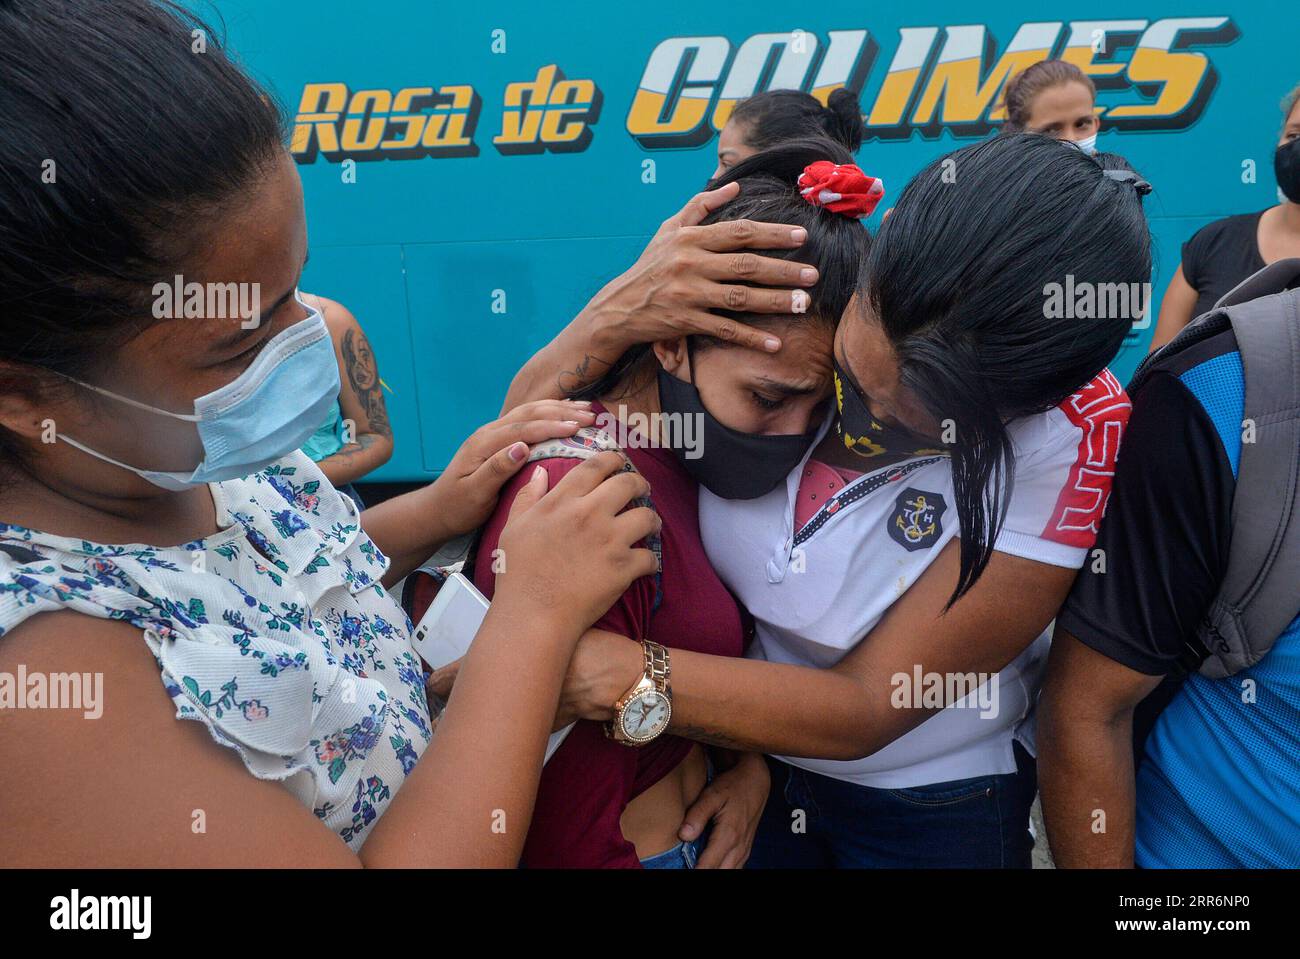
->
xmin=607 ymin=640 xmax=672 ymax=745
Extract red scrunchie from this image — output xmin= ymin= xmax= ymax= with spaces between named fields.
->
xmin=797 ymin=161 xmax=884 ymax=218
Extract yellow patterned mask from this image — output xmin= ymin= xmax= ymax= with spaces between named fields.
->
xmin=832 ymin=359 xmax=949 ymax=459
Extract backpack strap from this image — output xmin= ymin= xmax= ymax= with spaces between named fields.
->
xmin=1127 ymin=288 xmax=1230 ymax=675
xmin=1214 ymin=258 xmax=1300 ymax=311
xmin=1190 ymin=263 xmax=1300 ymax=677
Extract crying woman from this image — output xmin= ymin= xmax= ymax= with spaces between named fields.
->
xmin=457 ymin=138 xmax=877 ymax=868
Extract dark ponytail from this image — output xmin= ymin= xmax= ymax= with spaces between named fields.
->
xmin=865 ymin=133 xmax=1151 ymax=604
xmin=730 ymin=88 xmax=865 ymax=153
xmin=0 ymin=0 xmax=286 ymax=459
xmin=573 ymin=136 xmax=872 ymax=401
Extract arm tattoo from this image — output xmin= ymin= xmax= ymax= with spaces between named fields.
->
xmin=341 ymin=327 xmax=392 ymax=439
xmin=329 ymin=432 xmax=378 ymax=468
xmin=670 ymin=723 xmax=751 ymax=752
xmin=557 ymin=353 xmax=612 ymax=395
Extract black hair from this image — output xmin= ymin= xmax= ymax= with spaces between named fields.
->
xmin=0 ymin=0 xmax=286 ymax=459
xmin=730 ymin=88 xmax=865 ymax=154
xmin=572 ymin=137 xmax=872 ymax=401
xmin=865 ymin=133 xmax=1151 ymax=604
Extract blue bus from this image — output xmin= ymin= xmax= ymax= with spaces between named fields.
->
xmin=196 ymin=0 xmax=1293 ymax=481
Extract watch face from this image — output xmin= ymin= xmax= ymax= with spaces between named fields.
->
xmin=619 ymin=690 xmax=670 ymax=742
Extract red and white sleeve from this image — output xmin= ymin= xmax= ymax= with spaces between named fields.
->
xmin=995 ymin=369 xmax=1132 ymax=568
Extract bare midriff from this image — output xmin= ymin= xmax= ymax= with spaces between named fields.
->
xmin=619 ymin=742 xmax=710 ymax=860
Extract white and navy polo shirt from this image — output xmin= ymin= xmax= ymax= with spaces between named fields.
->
xmin=700 ymin=369 xmax=1130 ymax=788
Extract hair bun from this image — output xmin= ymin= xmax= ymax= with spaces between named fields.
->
xmin=822 ymin=88 xmax=865 ymax=152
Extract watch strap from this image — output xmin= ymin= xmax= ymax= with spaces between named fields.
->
xmin=643 ymin=639 xmax=670 ymax=695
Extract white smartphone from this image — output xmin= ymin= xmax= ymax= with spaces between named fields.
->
xmin=412 ymin=572 xmax=574 ymax=764
xmin=411 ymin=571 xmax=490 ymax=670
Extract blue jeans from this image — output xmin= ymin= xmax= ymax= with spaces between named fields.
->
xmin=746 ymin=743 xmax=1038 ymax=868
xmin=639 ymin=833 xmax=706 ymax=869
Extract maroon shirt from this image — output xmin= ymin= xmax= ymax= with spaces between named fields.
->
xmin=473 ymin=403 xmax=746 ymax=867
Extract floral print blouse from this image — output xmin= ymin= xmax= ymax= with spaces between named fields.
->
xmin=0 ymin=452 xmax=431 ymax=851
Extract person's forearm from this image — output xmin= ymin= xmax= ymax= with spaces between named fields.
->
xmin=594 ymin=644 xmax=885 ymax=759
xmin=672 ymin=653 xmax=899 ymax=758
xmin=319 ymin=435 xmax=393 ymax=487
xmin=362 ymin=482 xmax=457 ymax=588
xmin=501 ymin=298 xmax=634 ymax=413
xmin=585 ymin=635 xmax=955 ymax=759
xmin=1148 ymin=274 xmax=1195 ymax=354
xmin=358 ymin=594 xmax=574 ymax=867
xmin=1038 ymin=710 xmax=1138 ymax=867
xmin=318 ymin=433 xmax=394 ymax=487
xmin=1149 ymin=303 xmax=1192 ymax=353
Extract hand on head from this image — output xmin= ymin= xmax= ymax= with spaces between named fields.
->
xmin=589 ymin=180 xmax=820 ymax=355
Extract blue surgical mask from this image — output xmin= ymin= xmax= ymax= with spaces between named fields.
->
xmin=59 ymin=291 xmax=340 ymax=490
xmin=1068 ymin=133 xmax=1098 ymax=156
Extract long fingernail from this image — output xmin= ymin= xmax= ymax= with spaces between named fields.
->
xmin=791 ymin=227 xmax=807 ymax=243
xmin=800 ymin=267 xmax=818 ymax=284
xmin=508 ymin=442 xmax=527 ymax=462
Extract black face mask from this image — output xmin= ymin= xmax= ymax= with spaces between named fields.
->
xmin=832 ymin=355 xmax=949 ymax=460
xmin=656 ymin=363 xmax=819 ymax=500
xmin=1276 ymin=138 xmax=1300 ymax=205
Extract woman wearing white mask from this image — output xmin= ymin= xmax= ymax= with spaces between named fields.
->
xmin=1000 ymin=59 xmax=1101 ymax=155
xmin=0 ymin=0 xmax=660 ymax=867
xmin=1149 ymin=83 xmax=1300 ymax=351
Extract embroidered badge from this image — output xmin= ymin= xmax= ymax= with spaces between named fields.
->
xmin=888 ymin=487 xmax=947 ymax=551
